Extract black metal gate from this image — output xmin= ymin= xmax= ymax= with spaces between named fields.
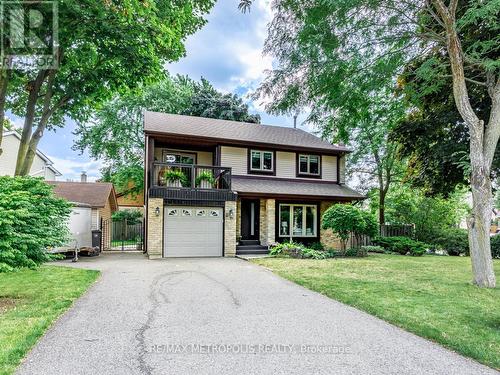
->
xmin=101 ymin=219 xmax=144 ymax=251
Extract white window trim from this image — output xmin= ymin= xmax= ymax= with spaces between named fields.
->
xmin=278 ymin=203 xmax=317 ymax=238
xmin=298 ymin=154 xmax=320 ymax=175
xmin=250 ymin=150 xmax=274 ymax=172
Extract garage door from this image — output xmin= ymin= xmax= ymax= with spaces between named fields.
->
xmin=164 ymin=206 xmax=223 ymax=257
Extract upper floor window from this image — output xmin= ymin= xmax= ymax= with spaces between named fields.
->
xmin=298 ymin=154 xmax=320 ymax=177
xmin=250 ymin=150 xmax=274 ymax=173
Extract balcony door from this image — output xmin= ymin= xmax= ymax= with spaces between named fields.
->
xmin=241 ymin=199 xmax=260 ymax=241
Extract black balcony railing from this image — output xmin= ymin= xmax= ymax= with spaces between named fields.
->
xmin=152 ymin=163 xmax=232 ymax=190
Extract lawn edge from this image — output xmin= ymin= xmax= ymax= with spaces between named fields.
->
xmin=250 ymin=259 xmax=499 ymax=371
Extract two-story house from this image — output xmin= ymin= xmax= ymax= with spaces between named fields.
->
xmin=144 ymin=111 xmax=364 ymax=259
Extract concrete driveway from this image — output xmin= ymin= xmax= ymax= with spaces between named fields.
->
xmin=17 ymin=253 xmax=496 ymax=375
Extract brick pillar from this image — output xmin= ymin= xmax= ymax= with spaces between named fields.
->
xmin=236 ymin=199 xmax=242 ymax=241
xmin=259 ymin=199 xmax=267 ymax=245
xmin=224 ymin=201 xmax=237 ymax=257
xmin=265 ymin=199 xmax=275 ymax=246
xmin=147 ymin=198 xmax=164 ymax=259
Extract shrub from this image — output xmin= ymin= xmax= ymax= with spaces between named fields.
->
xmin=269 ymin=241 xmax=305 ymax=258
xmin=112 ymin=209 xmax=143 ymax=224
xmin=301 ymin=248 xmax=330 ymax=259
xmin=309 ymin=241 xmax=325 ymax=251
xmin=322 ymin=204 xmax=378 ymax=250
xmin=328 ymin=248 xmax=367 ymax=257
xmin=0 ymin=177 xmax=72 ymax=271
xmin=491 ymin=235 xmax=500 ymax=259
xmin=270 ymin=242 xmax=331 ymax=259
xmin=361 ymin=245 xmax=385 ymax=253
xmin=373 ymin=236 xmax=428 ymax=256
xmin=430 ymin=228 xmax=469 ymax=256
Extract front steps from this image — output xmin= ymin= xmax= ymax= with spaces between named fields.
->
xmin=236 ymin=240 xmax=269 ymax=255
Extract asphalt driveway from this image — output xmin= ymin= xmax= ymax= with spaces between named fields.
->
xmin=17 ymin=253 xmax=497 ymax=375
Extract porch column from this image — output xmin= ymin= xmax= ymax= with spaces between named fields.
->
xmin=259 ymin=199 xmax=267 ymax=245
xmin=147 ymin=198 xmax=164 ymax=259
xmin=224 ymin=201 xmax=237 ymax=257
xmin=265 ymin=199 xmax=275 ymax=246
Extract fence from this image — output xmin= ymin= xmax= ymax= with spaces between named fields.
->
xmin=350 ymin=224 xmax=415 ymax=248
xmin=101 ymin=219 xmax=144 ymax=251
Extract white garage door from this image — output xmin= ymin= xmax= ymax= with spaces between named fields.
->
xmin=164 ymin=206 xmax=223 ymax=257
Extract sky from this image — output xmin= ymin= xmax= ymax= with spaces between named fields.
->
xmin=8 ymin=0 xmax=310 ymax=182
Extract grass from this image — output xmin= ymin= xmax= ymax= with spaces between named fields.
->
xmin=253 ymin=254 xmax=500 ymax=369
xmin=0 ymin=266 xmax=99 ymax=375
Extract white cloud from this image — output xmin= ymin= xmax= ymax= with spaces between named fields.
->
xmin=48 ymin=155 xmax=103 ymax=182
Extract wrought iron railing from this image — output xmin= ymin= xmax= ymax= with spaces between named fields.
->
xmin=151 ymin=163 xmax=232 ymax=190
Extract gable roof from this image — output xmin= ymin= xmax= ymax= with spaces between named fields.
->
xmin=3 ymin=131 xmax=62 ymax=176
xmin=143 ymin=111 xmax=350 ymax=154
xmin=47 ymin=181 xmax=117 ymax=209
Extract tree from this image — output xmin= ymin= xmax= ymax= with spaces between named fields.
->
xmin=369 ymin=184 xmax=468 ymax=242
xmin=73 ymin=75 xmax=260 ymax=194
xmin=3 ymin=0 xmax=215 ymax=176
xmin=345 ymin=89 xmax=406 ymax=224
xmin=0 ymin=176 xmax=72 ymax=272
xmin=185 ymin=78 xmax=261 ymax=123
xmin=322 ymin=204 xmax=378 ymax=252
xmin=241 ymin=0 xmax=499 ymax=287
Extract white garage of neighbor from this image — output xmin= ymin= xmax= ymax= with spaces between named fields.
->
xmin=163 ymin=206 xmax=223 ymax=257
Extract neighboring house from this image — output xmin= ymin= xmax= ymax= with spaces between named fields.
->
xmin=48 ymin=175 xmax=118 ymax=231
xmin=116 ymin=181 xmax=145 ymax=212
xmin=144 ymin=111 xmax=364 ymax=259
xmin=0 ymin=131 xmax=61 ymax=180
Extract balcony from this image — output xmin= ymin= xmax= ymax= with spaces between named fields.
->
xmin=149 ymin=163 xmax=236 ymax=203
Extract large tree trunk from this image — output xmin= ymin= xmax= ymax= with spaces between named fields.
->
xmin=0 ymin=69 xmax=10 ymax=156
xmin=19 ymin=70 xmax=58 ymax=175
xmin=432 ymin=0 xmax=497 ymax=287
xmin=15 ymin=71 xmax=47 ymax=175
xmin=467 ymin=156 xmax=495 ymax=287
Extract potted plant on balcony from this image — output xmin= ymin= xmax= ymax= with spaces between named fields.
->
xmin=165 ymin=169 xmax=188 ymax=187
xmin=195 ymin=171 xmax=215 ymax=189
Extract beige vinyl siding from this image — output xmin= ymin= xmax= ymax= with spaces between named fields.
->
xmin=276 ymin=151 xmax=295 ymax=179
xmin=322 ymin=155 xmax=337 ymax=182
xmin=154 ymin=148 xmax=213 ymax=165
xmin=220 ymin=146 xmax=247 ymax=175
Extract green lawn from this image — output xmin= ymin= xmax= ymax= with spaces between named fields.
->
xmin=253 ymin=255 xmax=500 ymax=369
xmin=0 ymin=266 xmax=99 ymax=375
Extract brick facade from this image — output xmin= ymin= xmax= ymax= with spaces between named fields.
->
xmin=265 ymin=199 xmax=276 ymax=246
xmin=147 ymin=198 xmax=164 ymax=259
xmin=224 ymin=201 xmax=237 ymax=257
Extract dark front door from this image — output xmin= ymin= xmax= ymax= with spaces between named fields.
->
xmin=241 ymin=199 xmax=260 ymax=240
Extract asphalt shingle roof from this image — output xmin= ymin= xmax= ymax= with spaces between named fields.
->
xmin=232 ymin=177 xmax=365 ymax=200
xmin=47 ymin=181 xmax=115 ymax=208
xmin=144 ymin=111 xmax=350 ymax=153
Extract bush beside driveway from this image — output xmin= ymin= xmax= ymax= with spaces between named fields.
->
xmin=0 ymin=266 xmax=99 ymax=375
xmin=253 ymin=254 xmax=500 ymax=370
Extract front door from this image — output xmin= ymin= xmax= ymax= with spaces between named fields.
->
xmin=241 ymin=199 xmax=260 ymax=240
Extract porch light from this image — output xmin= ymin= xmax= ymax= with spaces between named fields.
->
xmin=227 ymin=208 xmax=234 ymax=219
xmin=154 ymin=207 xmax=160 ymax=217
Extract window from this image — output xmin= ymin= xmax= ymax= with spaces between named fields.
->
xmin=163 ymin=150 xmax=196 ymax=165
xmin=298 ymin=154 xmax=320 ymax=176
xmin=250 ymin=150 xmax=274 ymax=173
xmin=279 ymin=204 xmax=317 ymax=237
